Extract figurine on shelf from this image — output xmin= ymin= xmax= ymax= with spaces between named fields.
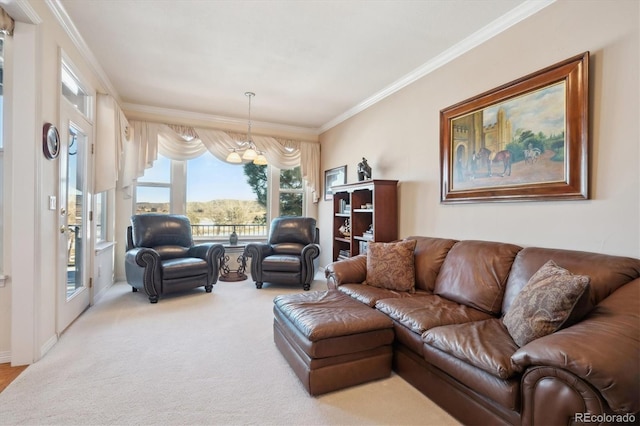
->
xmin=357 ymin=157 xmax=372 ymax=181
xmin=339 ymin=219 xmax=351 ymax=237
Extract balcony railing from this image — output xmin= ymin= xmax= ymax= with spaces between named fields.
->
xmin=191 ymin=223 xmax=267 ymax=239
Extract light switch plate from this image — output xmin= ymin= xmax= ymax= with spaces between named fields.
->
xmin=49 ymin=195 xmax=57 ymax=210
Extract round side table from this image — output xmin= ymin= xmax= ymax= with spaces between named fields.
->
xmin=219 ymin=244 xmax=248 ymax=282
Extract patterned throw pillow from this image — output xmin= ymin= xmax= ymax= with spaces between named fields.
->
xmin=503 ymin=260 xmax=590 ymax=347
xmin=365 ymin=239 xmax=417 ymax=292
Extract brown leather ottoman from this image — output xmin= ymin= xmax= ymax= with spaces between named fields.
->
xmin=273 ymin=290 xmax=394 ymax=396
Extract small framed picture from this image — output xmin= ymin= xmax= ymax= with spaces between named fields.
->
xmin=324 ymin=165 xmax=347 ymax=201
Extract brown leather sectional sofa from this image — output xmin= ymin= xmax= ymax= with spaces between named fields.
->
xmin=325 ymin=236 xmax=640 ymax=426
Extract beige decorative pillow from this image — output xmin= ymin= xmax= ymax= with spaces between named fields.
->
xmin=503 ymin=260 xmax=590 ymax=347
xmin=366 ymin=239 xmax=417 ymax=292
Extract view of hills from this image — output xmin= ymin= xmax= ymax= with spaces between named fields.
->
xmin=136 ymin=199 xmax=266 ymax=225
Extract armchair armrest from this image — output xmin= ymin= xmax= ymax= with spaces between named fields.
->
xmin=244 ymin=242 xmax=273 ymax=261
xmin=244 ymin=243 xmax=274 ymax=283
xmin=301 ymin=243 xmax=321 ymax=284
xmin=511 ymin=278 xmax=639 ymax=414
xmin=188 ymin=243 xmax=225 ymax=283
xmin=124 ymin=247 xmax=161 ymax=298
xmin=325 ymin=254 xmax=367 ymax=290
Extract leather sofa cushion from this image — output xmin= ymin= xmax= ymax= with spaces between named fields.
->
xmin=434 ymin=240 xmax=522 ymax=315
xmin=161 ymin=257 xmax=208 ymax=280
xmin=338 ymin=284 xmax=428 ymax=307
xmin=406 ymin=236 xmax=458 ymax=292
xmin=423 ymin=343 xmax=520 ymax=411
xmin=262 ymin=255 xmax=301 ymax=272
xmin=375 ymin=295 xmax=492 ymax=335
xmin=423 ymin=318 xmax=519 ymax=379
xmin=502 ymin=246 xmax=640 ymax=313
xmin=273 ymin=290 xmax=393 ymax=341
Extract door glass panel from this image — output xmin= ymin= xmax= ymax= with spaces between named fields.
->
xmin=66 ymin=126 xmax=85 ymax=298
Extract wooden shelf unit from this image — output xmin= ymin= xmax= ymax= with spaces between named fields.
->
xmin=331 ymin=179 xmax=398 ymax=261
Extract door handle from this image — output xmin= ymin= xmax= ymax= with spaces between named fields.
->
xmin=60 ymin=226 xmax=66 ymax=234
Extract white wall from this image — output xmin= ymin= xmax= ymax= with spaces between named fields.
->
xmin=1 ymin=0 xmax=108 ymax=364
xmin=319 ymin=0 xmax=640 ymax=267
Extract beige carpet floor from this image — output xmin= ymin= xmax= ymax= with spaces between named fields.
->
xmin=0 ymin=274 xmax=459 ymax=426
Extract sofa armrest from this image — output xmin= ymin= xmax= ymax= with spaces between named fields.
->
xmin=511 ymin=278 xmax=639 ymax=414
xmin=325 ymin=254 xmax=367 ymax=290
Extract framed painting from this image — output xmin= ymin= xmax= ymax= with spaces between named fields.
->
xmin=324 ymin=165 xmax=347 ymax=201
xmin=440 ymin=52 xmax=589 ymax=203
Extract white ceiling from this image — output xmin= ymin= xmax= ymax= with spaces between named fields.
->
xmin=55 ymin=0 xmax=551 ymax=134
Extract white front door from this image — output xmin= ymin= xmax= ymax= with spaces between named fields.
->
xmin=57 ymin=110 xmax=92 ymax=333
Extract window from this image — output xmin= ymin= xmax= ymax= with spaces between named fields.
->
xmin=135 ymin=152 xmax=305 ymax=240
xmin=61 ymin=62 xmax=91 ymax=117
xmin=135 ymin=154 xmax=171 ymax=214
xmin=185 ymin=152 xmax=266 ymax=238
xmin=278 ymin=166 xmax=303 ymax=216
xmin=95 ymin=192 xmax=107 ymax=242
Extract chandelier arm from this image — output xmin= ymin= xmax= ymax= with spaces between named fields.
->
xmin=226 ymin=91 xmax=267 ymax=165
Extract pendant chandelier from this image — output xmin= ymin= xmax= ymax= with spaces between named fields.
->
xmin=226 ymin=91 xmax=268 ymax=165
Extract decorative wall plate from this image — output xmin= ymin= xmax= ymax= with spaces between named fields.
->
xmin=43 ymin=123 xmax=60 ymax=160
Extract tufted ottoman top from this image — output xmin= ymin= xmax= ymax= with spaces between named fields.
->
xmin=273 ymin=290 xmax=393 ymax=341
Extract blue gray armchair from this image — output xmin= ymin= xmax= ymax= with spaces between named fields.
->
xmin=245 ymin=216 xmax=320 ymax=291
xmin=125 ymin=214 xmax=225 ymax=303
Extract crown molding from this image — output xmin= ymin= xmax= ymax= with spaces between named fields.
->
xmin=48 ymin=0 xmax=553 ymax=137
xmin=318 ymin=0 xmax=556 ymax=133
xmin=46 ymin=0 xmax=120 ymax=102
xmin=122 ymin=103 xmax=320 ymax=136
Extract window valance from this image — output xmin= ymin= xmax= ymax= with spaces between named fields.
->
xmin=120 ymin=120 xmax=320 ymax=202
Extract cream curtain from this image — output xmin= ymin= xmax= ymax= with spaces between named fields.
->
xmin=0 ymin=7 xmax=14 ymax=36
xmin=120 ymin=121 xmax=321 ymax=202
xmin=95 ymin=94 xmax=129 ymax=192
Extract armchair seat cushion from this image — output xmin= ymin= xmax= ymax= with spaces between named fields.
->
xmin=262 ymin=255 xmax=301 ymax=272
xmin=154 ymin=245 xmax=190 ymax=260
xmin=272 ymin=243 xmax=306 ymax=254
xmin=161 ymin=257 xmax=209 ymax=280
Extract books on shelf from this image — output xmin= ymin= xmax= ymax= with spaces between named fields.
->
xmin=362 ymin=224 xmax=373 ymax=240
xmin=339 ymin=199 xmax=351 ymax=214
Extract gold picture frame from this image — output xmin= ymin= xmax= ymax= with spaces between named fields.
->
xmin=440 ymin=52 xmax=589 ymax=203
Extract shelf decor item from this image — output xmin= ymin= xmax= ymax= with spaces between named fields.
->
xmin=440 ymin=52 xmax=589 ymax=203
xmin=357 ymin=157 xmax=372 ymax=181
xmin=229 ymin=226 xmax=238 ymax=245
xmin=339 ymin=219 xmax=350 ymax=237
